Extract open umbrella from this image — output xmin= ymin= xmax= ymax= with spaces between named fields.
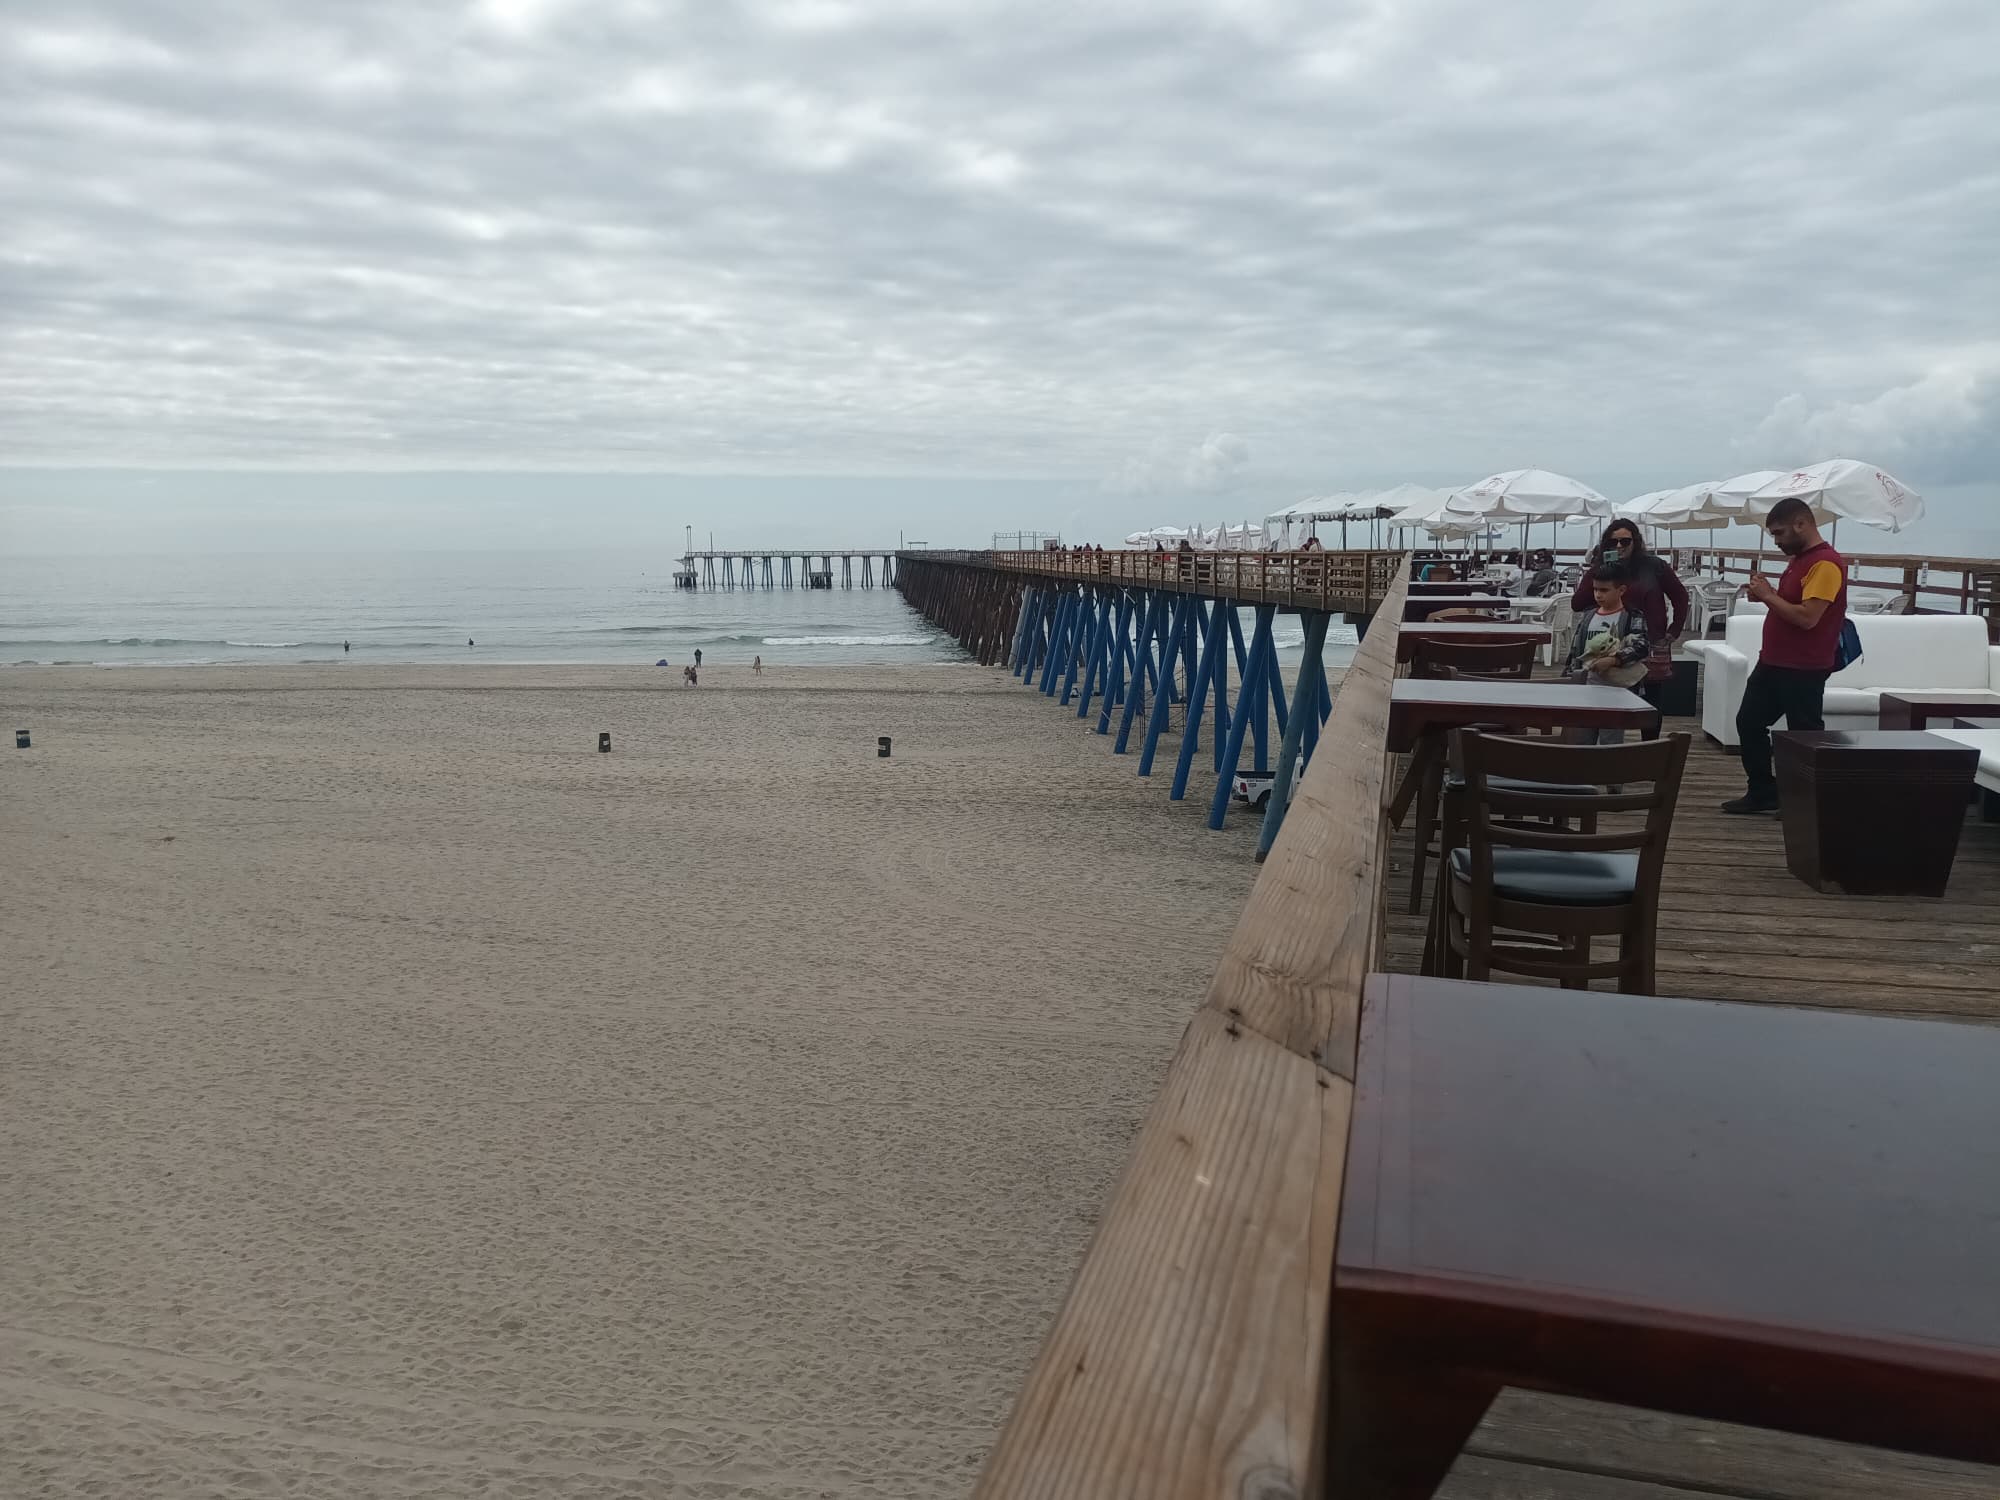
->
xmin=1447 ymin=469 xmax=1613 ymax=520
xmin=1747 ymin=460 xmax=1925 ymax=533
xmin=1447 ymin=469 xmax=1612 ymax=555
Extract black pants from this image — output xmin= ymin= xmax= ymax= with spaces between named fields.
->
xmin=1737 ymin=663 xmax=1831 ymax=796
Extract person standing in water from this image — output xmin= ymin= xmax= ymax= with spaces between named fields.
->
xmin=343 ymin=640 xmax=350 ymax=653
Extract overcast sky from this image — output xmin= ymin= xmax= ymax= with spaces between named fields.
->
xmin=4 ymin=0 xmax=1998 ymax=552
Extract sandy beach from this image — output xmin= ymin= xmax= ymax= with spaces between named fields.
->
xmin=0 ymin=662 xmax=1269 ymax=1498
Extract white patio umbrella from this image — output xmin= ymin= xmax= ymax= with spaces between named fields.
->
xmin=1747 ymin=459 xmax=1925 ymax=534
xmin=1446 ymin=469 xmax=1614 ymax=521
xmin=1446 ymin=469 xmax=1613 ymax=555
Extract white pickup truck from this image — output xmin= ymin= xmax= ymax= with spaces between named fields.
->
xmin=1231 ymin=755 xmax=1304 ymax=812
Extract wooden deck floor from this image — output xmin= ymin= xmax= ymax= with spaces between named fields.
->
xmin=1379 ymin=700 xmax=2000 ymax=1498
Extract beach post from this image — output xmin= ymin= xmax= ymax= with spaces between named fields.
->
xmin=878 ymin=736 xmax=891 ymax=758
xmin=598 ymin=732 xmax=611 ymax=753
xmin=14 ymin=728 xmax=28 ymax=749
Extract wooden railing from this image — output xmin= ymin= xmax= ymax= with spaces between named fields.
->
xmin=1678 ymin=546 xmax=2000 ymax=633
xmin=972 ymin=563 xmax=1412 ymax=1500
xmin=982 ymin=549 xmax=1405 ymax=614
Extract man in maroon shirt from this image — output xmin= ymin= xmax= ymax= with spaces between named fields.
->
xmin=1723 ymin=497 xmax=1848 ymax=814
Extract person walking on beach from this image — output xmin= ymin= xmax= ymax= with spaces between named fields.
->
xmin=683 ymin=664 xmax=698 ymax=686
xmin=694 ymin=648 xmax=703 ymax=669
xmin=1571 ymin=519 xmax=1688 ymax=721
xmin=753 ymin=655 xmax=762 ymax=675
xmin=343 ymin=640 xmax=350 ymax=653
xmin=1723 ymin=498 xmax=1848 ymax=815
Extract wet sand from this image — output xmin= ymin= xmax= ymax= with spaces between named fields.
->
xmin=0 ymin=663 xmax=1267 ymax=1498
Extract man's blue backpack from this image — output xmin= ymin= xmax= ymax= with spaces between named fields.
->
xmin=1835 ymin=618 xmax=1864 ymax=671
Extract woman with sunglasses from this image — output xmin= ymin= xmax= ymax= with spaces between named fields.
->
xmin=1570 ymin=520 xmax=1690 ymax=715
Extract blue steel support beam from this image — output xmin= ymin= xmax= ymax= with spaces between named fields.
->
xmin=1039 ymin=590 xmax=1074 ymax=694
xmin=1208 ymin=606 xmax=1275 ymax=829
xmin=1022 ymin=592 xmax=1054 ymax=682
xmin=1097 ymin=592 xmax=1135 ymax=735
xmin=1212 ymin=609 xmax=1231 ymax=773
xmin=1171 ymin=599 xmax=1226 ymax=802
xmin=1055 ymin=587 xmax=1086 ymax=697
xmin=1248 ymin=607 xmax=1275 ymax=773
xmin=1256 ymin=610 xmax=1332 ymax=860
xmin=1060 ymin=588 xmax=1094 ymax=705
xmin=1267 ymin=623 xmax=1291 ymax=744
xmin=1075 ymin=590 xmax=1116 ymax=718
xmin=1138 ymin=593 xmax=1192 ymax=776
xmin=1115 ymin=590 xmax=1165 ymax=754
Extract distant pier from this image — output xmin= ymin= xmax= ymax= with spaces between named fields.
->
xmin=676 ymin=551 xmax=899 ymax=590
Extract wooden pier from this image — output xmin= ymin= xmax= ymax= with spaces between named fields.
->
xmin=677 ymin=550 xmax=898 ymax=590
xmin=908 ymin=548 xmax=2000 ymax=1500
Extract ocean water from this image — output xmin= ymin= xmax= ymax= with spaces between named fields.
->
xmin=3 ymin=549 xmax=1360 ymax=669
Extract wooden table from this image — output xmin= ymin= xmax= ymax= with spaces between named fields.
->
xmin=1774 ymin=731 xmax=1978 ymax=896
xmin=1877 ymin=689 xmax=2000 ymax=731
xmin=1402 ymin=594 xmax=1507 ymax=622
xmin=1394 ymin=622 xmax=1552 ymax=664
xmin=1332 ymin=973 xmax=2000 ymax=1499
xmin=1387 ymin=678 xmax=1660 ymax=754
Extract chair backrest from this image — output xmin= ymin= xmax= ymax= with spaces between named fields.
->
xmin=1453 ymin=730 xmax=1692 ymax=895
xmin=1410 ymin=638 xmax=1538 ymax=680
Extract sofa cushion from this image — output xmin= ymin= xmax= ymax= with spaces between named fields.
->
xmin=1822 ymin=686 xmax=1883 ymax=717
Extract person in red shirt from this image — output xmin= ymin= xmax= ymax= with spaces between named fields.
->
xmin=1723 ymin=497 xmax=1848 ymax=814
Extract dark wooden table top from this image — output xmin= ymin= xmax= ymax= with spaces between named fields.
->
xmin=1775 ymin=729 xmax=1983 ymax=768
xmin=1394 ymin=622 xmax=1552 ymax=663
xmin=1387 ymin=677 xmax=1659 ymax=751
xmin=1408 ymin=581 xmax=1501 ymax=596
xmin=1342 ymin=972 xmax=2000 ymax=1381
xmin=1878 ymin=690 xmax=2000 ymax=731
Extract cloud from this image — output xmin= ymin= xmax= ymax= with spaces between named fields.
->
xmin=1104 ymin=432 xmax=1251 ymax=495
xmin=1741 ymin=358 xmax=2000 ymax=483
xmin=0 ymin=0 xmax=1996 ymax=509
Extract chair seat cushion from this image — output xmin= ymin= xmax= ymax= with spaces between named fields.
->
xmin=1446 ymin=772 xmax=1597 ymax=796
xmin=1449 ymin=848 xmax=1639 ymax=906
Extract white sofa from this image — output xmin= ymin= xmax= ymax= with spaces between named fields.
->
xmin=1683 ymin=613 xmax=2000 ymax=747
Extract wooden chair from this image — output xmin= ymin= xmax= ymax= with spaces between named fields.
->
xmin=1401 ymin=639 xmax=1540 ymax=913
xmin=1425 ymin=730 xmax=1691 ymax=992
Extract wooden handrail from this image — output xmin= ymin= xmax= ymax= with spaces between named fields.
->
xmin=972 ymin=563 xmax=1411 ymax=1500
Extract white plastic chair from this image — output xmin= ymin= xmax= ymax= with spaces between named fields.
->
xmin=1693 ymin=580 xmax=1735 ymax=639
xmin=1540 ymin=597 xmax=1577 ymax=667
